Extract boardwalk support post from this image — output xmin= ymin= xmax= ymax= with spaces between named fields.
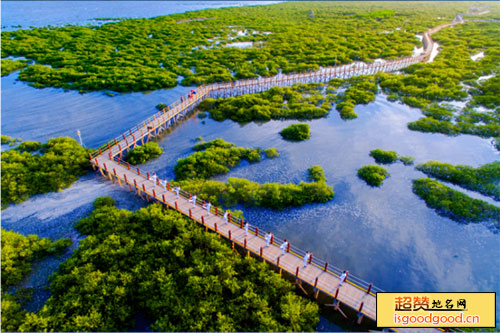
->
xmin=366 ymin=283 xmax=373 ymax=294
xmin=357 ymin=303 xmax=364 ymax=324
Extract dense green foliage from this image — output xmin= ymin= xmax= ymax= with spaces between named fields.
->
xmin=1 ymin=228 xmax=71 ymax=289
xmin=1 ymin=135 xmax=22 ymax=146
xmin=369 ymin=149 xmax=398 ymax=164
xmin=308 ymin=165 xmax=327 ymax=182
xmin=13 ymin=200 xmax=319 ymax=331
xmin=0 ymin=1 xmax=454 ymax=92
xmin=1 ymin=59 xmax=27 ymax=76
xmin=470 ymin=75 xmax=500 ymax=109
xmin=412 ymin=178 xmax=500 ymax=223
xmin=416 ymin=161 xmax=500 ymax=201
xmin=199 ymin=84 xmax=330 ymax=123
xmin=376 ymin=18 xmax=500 ymax=141
xmin=1 ymin=135 xmax=12 ymax=144
xmin=124 ymin=141 xmax=163 ymax=165
xmin=357 ymin=165 xmax=390 ymax=187
xmin=1 ymin=137 xmax=91 ymax=208
xmin=1 ymin=229 xmax=71 ymax=331
xmin=369 ymin=148 xmax=414 ymax=165
xmin=177 ymin=175 xmax=334 ymax=210
xmin=174 ymin=138 xmax=269 ymax=180
xmin=174 ymin=140 xmax=333 ymax=209
xmin=333 ymin=76 xmax=378 ymax=119
xmin=280 ymin=123 xmax=311 ymax=141
xmin=264 ymin=147 xmax=279 ymax=158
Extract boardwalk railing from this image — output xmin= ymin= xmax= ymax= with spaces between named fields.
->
xmin=89 ymin=19 xmax=462 ymax=159
xmin=88 ymin=19 xmax=464 ymax=332
xmin=108 ymin=155 xmax=385 ymax=298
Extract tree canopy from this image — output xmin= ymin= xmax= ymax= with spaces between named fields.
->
xmin=1 ymin=137 xmax=91 ymax=208
xmin=13 ymin=199 xmax=320 ymax=332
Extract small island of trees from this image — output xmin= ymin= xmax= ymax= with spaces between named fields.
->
xmin=173 ymin=139 xmax=334 ymax=209
xmin=412 ymin=178 xmax=500 ymax=224
xmin=124 ymin=142 xmax=163 ymax=165
xmin=280 ymin=123 xmax=311 ymax=141
xmin=369 ymin=148 xmax=414 ymax=165
xmin=357 ymin=165 xmax=390 ymax=187
xmin=1 ymin=137 xmax=91 ymax=208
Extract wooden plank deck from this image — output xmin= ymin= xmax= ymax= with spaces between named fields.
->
xmin=87 ymin=22 xmax=461 ymax=331
xmin=94 ymin=153 xmax=379 ymax=320
xmin=93 ymin=154 xmax=444 ymax=333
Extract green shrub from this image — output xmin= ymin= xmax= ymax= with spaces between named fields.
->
xmin=17 ymin=141 xmax=42 ymax=152
xmin=412 ymin=178 xmax=500 ymax=223
xmin=369 ymin=149 xmax=398 ymax=164
xmin=279 ymin=123 xmax=311 ymax=141
xmin=175 ymin=139 xmax=271 ymax=180
xmin=416 ymin=161 xmax=500 ymax=201
xmin=399 ymin=156 xmax=415 ymax=166
xmin=1 ymin=135 xmax=13 ymax=144
xmin=93 ymin=196 xmax=117 ymax=209
xmin=357 ymin=165 xmax=390 ymax=187
xmin=1 ymin=59 xmax=27 ymax=76
xmin=155 ymin=103 xmax=167 ymax=111
xmin=264 ymin=148 xmax=279 ymax=158
xmin=307 ymin=165 xmax=326 ymax=182
xmin=124 ymin=142 xmax=163 ymax=165
xmin=1 ymin=137 xmax=91 ymax=208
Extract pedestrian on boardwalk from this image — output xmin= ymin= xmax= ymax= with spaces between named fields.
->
xmin=189 ymin=195 xmax=197 ymax=208
xmin=160 ymin=179 xmax=167 ymax=189
xmin=280 ymin=239 xmax=288 ymax=256
xmin=265 ymin=231 xmax=271 ymax=247
xmin=204 ymin=202 xmax=211 ymax=215
xmin=339 ymin=270 xmax=347 ymax=286
xmin=303 ymin=251 xmax=310 ymax=267
xmin=244 ymin=222 xmax=249 ymax=237
xmin=174 ymin=186 xmax=180 ymax=198
xmin=151 ymin=173 xmax=158 ymax=184
xmin=223 ymin=211 xmax=228 ymax=223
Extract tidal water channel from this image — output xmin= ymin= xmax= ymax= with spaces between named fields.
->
xmin=2 ymin=1 xmax=499 ymax=329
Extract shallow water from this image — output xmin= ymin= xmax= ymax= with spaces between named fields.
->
xmin=2 ymin=0 xmax=500 ymax=328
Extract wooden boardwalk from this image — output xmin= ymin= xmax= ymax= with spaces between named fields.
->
xmin=94 ymin=153 xmax=379 ymax=322
xmin=87 ymin=20 xmax=462 ymax=332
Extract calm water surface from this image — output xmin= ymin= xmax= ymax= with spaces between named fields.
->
xmin=2 ymin=1 xmax=499 ymax=328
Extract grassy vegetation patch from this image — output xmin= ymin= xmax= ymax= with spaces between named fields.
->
xmin=1 ymin=228 xmax=71 ymax=331
xmin=124 ymin=141 xmax=163 ymax=165
xmin=1 ymin=59 xmax=27 ymax=76
xmin=416 ymin=161 xmax=500 ymax=201
xmin=1 ymin=1 xmax=439 ymax=92
xmin=357 ymin=165 xmax=390 ymax=187
xmin=198 ymin=83 xmax=330 ymax=123
xmin=280 ymin=123 xmax=311 ymax=141
xmin=412 ymin=178 xmax=500 ymax=223
xmin=369 ymin=148 xmax=414 ymax=165
xmin=174 ymin=138 xmax=267 ymax=181
xmin=1 ymin=137 xmax=91 ymax=208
